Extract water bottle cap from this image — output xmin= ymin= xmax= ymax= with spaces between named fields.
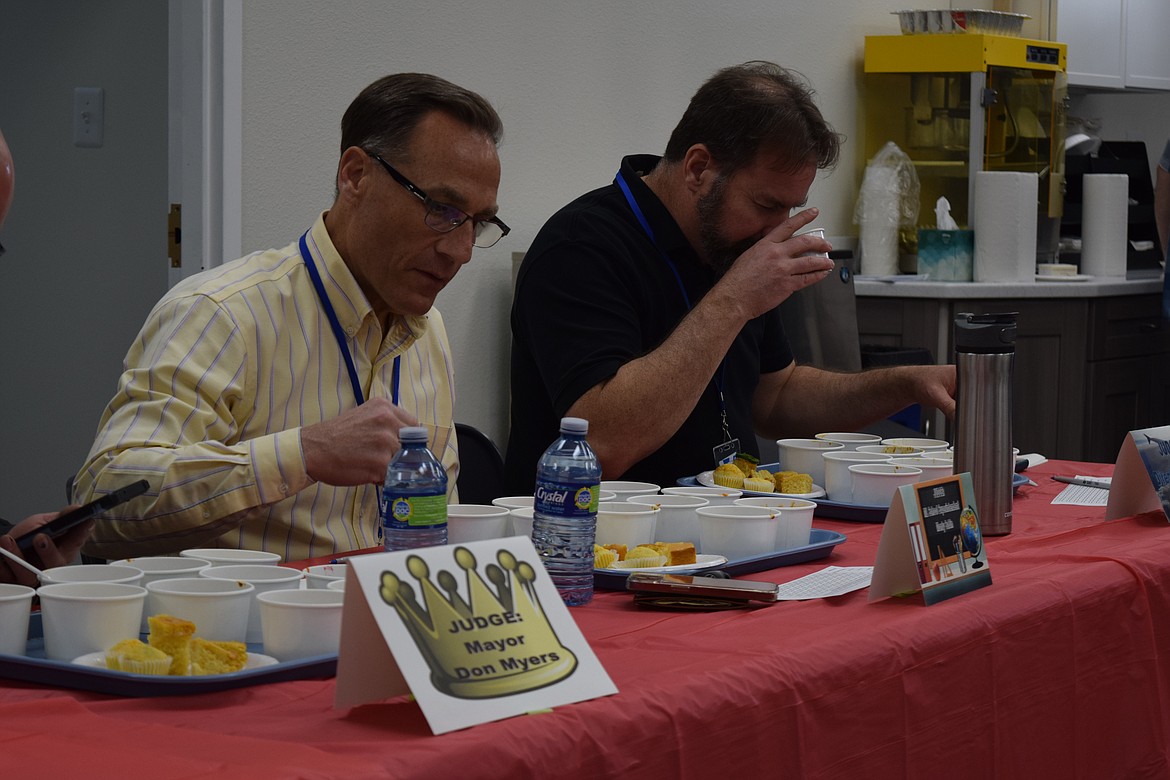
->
xmin=559 ymin=417 xmax=589 ymax=435
xmin=399 ymin=426 xmax=428 ymax=443
xmin=954 ymin=312 xmax=1018 ymax=354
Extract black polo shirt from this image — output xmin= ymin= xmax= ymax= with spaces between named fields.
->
xmin=504 ymin=154 xmax=793 ymax=493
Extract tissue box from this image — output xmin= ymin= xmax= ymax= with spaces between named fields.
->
xmin=917 ymin=229 xmax=974 ymax=281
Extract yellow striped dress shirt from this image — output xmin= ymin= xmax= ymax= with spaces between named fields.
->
xmin=75 ymin=213 xmax=459 ymax=561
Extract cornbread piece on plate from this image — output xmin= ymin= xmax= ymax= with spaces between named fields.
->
xmin=147 ymin=614 xmax=196 ymax=676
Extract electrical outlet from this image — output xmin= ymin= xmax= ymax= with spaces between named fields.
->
xmin=73 ymin=87 xmax=104 ymax=148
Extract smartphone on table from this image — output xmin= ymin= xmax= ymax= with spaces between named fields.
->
xmin=13 ymin=479 xmax=149 ymax=553
xmin=626 ymin=571 xmax=780 ymax=603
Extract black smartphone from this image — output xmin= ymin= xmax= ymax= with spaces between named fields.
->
xmin=626 ymin=571 xmax=780 ymax=602
xmin=13 ymin=479 xmax=149 ymax=553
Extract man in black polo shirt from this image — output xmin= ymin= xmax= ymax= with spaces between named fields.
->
xmin=505 ymin=62 xmax=956 ymax=492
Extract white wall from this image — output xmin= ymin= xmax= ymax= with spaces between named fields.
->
xmin=236 ymin=0 xmax=919 ymax=452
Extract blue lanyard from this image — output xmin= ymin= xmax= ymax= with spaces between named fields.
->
xmin=299 ymin=231 xmax=399 ymax=407
xmin=615 ymin=170 xmax=730 ymax=439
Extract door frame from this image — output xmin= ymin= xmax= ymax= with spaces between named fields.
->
xmin=168 ymin=0 xmax=241 ymax=283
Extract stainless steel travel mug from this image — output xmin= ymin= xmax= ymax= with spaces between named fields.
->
xmin=953 ymin=312 xmax=1017 ymax=536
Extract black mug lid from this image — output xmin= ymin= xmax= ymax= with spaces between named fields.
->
xmin=954 ymin=312 xmax=1018 ymax=353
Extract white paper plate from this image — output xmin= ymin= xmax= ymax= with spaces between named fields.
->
xmin=72 ymin=651 xmax=279 ymax=675
xmin=594 ymin=553 xmax=727 ymax=574
xmin=1035 ymin=273 xmax=1091 ymax=282
xmin=695 ymin=470 xmax=825 ymax=499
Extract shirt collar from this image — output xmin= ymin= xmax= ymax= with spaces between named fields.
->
xmin=618 ymin=154 xmax=710 ymax=279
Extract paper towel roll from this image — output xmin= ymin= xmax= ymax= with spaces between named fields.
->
xmin=859 ymin=167 xmax=899 ymax=276
xmin=973 ymin=172 xmax=1038 ymax=283
xmin=1081 ymin=173 xmax=1128 ymax=278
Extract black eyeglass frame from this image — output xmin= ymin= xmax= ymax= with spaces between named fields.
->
xmin=366 ymin=152 xmax=509 ymax=248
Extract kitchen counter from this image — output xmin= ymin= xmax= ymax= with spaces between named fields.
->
xmin=855 ymin=269 xmax=1164 ymax=299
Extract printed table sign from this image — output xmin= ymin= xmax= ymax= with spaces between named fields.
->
xmin=869 ymin=472 xmax=992 ymax=606
xmin=334 ymin=537 xmax=617 ymax=734
xmin=1107 ymin=424 xmax=1170 ymax=522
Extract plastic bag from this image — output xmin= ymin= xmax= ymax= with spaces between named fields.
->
xmin=853 ymin=142 xmax=920 ymax=276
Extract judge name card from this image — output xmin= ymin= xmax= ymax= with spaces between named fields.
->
xmin=869 ymin=472 xmax=992 ymax=606
xmin=1107 ymin=424 xmax=1170 ymax=522
xmin=334 ymin=537 xmax=617 ymax=734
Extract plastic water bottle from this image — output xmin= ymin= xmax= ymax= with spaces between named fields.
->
xmin=381 ymin=426 xmax=448 ymax=551
xmin=532 ymin=417 xmax=602 ymax=606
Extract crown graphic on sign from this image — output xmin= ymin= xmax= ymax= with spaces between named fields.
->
xmin=379 ymin=547 xmax=578 ymax=699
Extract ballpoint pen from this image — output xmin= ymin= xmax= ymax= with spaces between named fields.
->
xmin=1052 ymin=475 xmax=1112 ymax=490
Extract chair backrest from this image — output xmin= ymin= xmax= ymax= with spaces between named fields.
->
xmin=454 ymin=422 xmax=506 ymax=504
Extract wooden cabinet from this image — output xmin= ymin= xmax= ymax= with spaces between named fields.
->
xmin=857 ymin=293 xmax=1170 ymax=461
xmin=1056 ymin=0 xmax=1170 ymax=90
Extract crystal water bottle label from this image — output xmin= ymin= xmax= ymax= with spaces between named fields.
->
xmin=535 ymin=481 xmax=600 ymax=518
xmin=382 ymin=493 xmax=448 ymax=529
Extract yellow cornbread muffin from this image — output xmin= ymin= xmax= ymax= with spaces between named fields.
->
xmin=147 ymin=614 xmax=196 ymax=676
xmin=105 ymin=639 xmax=172 ymax=676
xmin=649 ymin=541 xmax=697 ymax=567
xmin=190 ymin=638 xmax=248 ymax=675
xmin=624 ymin=545 xmax=667 ymax=567
xmin=733 ymin=453 xmax=759 ymax=476
xmin=743 ymin=472 xmax=775 ymax=493
xmin=778 ymin=471 xmax=813 ymax=494
xmin=603 ymin=543 xmax=627 ymax=561
xmin=713 ymin=462 xmax=745 ymax=488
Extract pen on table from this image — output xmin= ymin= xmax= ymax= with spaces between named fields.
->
xmin=1052 ymin=476 xmax=1111 ymax=490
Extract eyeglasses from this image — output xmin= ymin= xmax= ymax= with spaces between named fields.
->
xmin=367 ymin=152 xmax=510 ymax=249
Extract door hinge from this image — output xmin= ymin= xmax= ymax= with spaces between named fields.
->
xmin=168 ymin=203 xmax=182 ymax=268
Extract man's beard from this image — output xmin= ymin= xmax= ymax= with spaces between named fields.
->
xmin=696 ymin=175 xmax=755 ymax=275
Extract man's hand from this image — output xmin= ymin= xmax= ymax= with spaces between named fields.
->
xmin=0 ymin=510 xmax=94 ymax=586
xmin=715 ymin=207 xmax=835 ymax=320
xmin=301 ymin=398 xmax=419 ymax=486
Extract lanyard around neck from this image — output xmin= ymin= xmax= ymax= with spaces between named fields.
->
xmin=298 ymin=231 xmax=399 ymax=407
xmin=614 ymin=169 xmax=730 ymax=441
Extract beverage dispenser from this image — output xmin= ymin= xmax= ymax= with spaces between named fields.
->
xmin=863 ymin=34 xmax=1068 ymax=266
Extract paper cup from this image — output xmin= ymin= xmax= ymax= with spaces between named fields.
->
xmin=880 ymin=437 xmax=949 ymax=452
xmin=814 ymin=432 xmax=882 ymax=451
xmin=447 ymin=504 xmax=512 ymax=544
xmin=40 ymin=564 xmax=144 ymax=586
xmin=491 ymin=495 xmax=535 ymax=510
xmin=696 ymin=505 xmax=777 ymax=561
xmin=890 ymin=457 xmax=953 ymax=482
xmin=599 ymin=480 xmax=661 ymax=499
xmin=179 ymin=548 xmax=282 ymax=566
xmin=595 ymin=502 xmax=659 ymax=549
xmin=822 ymin=451 xmax=891 ymax=502
xmin=848 ymin=463 xmax=924 ymax=507
xmin=37 ymin=582 xmax=147 ymax=661
xmin=734 ymin=497 xmax=817 ymax=550
xmin=304 ymin=563 xmax=347 ymax=589
xmin=145 ymin=577 xmax=254 ymax=643
xmin=326 ymin=578 xmax=346 ymax=592
xmin=508 ymin=507 xmax=535 ymax=539
xmin=627 ymin=493 xmax=707 ymax=551
xmin=661 ymin=486 xmax=743 ymax=506
xmin=776 ymin=438 xmax=843 ymax=486
xmin=110 ymin=557 xmax=213 ymax=631
xmin=857 ymin=444 xmax=926 ymax=457
xmin=257 ymin=589 xmax=344 ymax=661
xmin=0 ymin=583 xmax=35 ymax=655
xmin=200 ymin=564 xmax=304 ymax=643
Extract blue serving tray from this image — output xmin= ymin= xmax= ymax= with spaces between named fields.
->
xmin=593 ymin=528 xmax=846 ymax=590
xmin=0 ymin=611 xmax=336 ymax=697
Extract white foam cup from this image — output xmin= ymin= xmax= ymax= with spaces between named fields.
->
xmin=814 ymin=432 xmax=882 ymax=451
xmin=627 ymin=493 xmax=708 ymax=552
xmin=145 ymin=577 xmax=254 ymax=643
xmin=822 ymin=451 xmax=891 ymax=503
xmin=179 ymin=548 xmax=282 ymax=566
xmin=447 ymin=504 xmax=512 ymax=544
xmin=40 ymin=564 xmax=144 ymax=586
xmin=200 ymin=564 xmax=304 ymax=643
xmin=734 ymin=497 xmax=817 ymax=550
xmin=848 ymin=463 xmax=924 ymax=507
xmin=0 ymin=584 xmax=35 ymax=655
xmin=595 ymin=501 xmax=659 ymax=549
xmin=491 ymin=495 xmax=535 ymax=510
xmin=36 ymin=582 xmax=147 ymax=661
xmin=326 ymin=578 xmax=345 ymax=592
xmin=257 ymin=588 xmax=344 ymax=661
xmin=776 ymin=438 xmax=843 ymax=486
xmin=857 ymin=444 xmax=926 ymax=457
xmin=661 ymin=486 xmax=743 ymax=506
xmin=508 ymin=507 xmax=535 ymax=539
xmin=304 ymin=563 xmax=347 ymax=589
xmin=891 ymin=457 xmax=953 ymax=482
xmin=599 ymin=480 xmax=661 ymax=499
xmin=695 ymin=505 xmax=777 ymax=561
xmin=880 ymin=437 xmax=950 ymax=452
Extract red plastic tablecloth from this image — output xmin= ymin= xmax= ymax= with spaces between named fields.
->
xmin=5 ymin=459 xmax=1169 ymax=779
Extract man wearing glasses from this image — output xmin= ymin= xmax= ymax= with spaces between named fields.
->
xmin=74 ymin=73 xmax=508 ymax=560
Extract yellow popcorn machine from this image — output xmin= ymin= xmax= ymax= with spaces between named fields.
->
xmin=863 ymin=33 xmax=1068 ymax=264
